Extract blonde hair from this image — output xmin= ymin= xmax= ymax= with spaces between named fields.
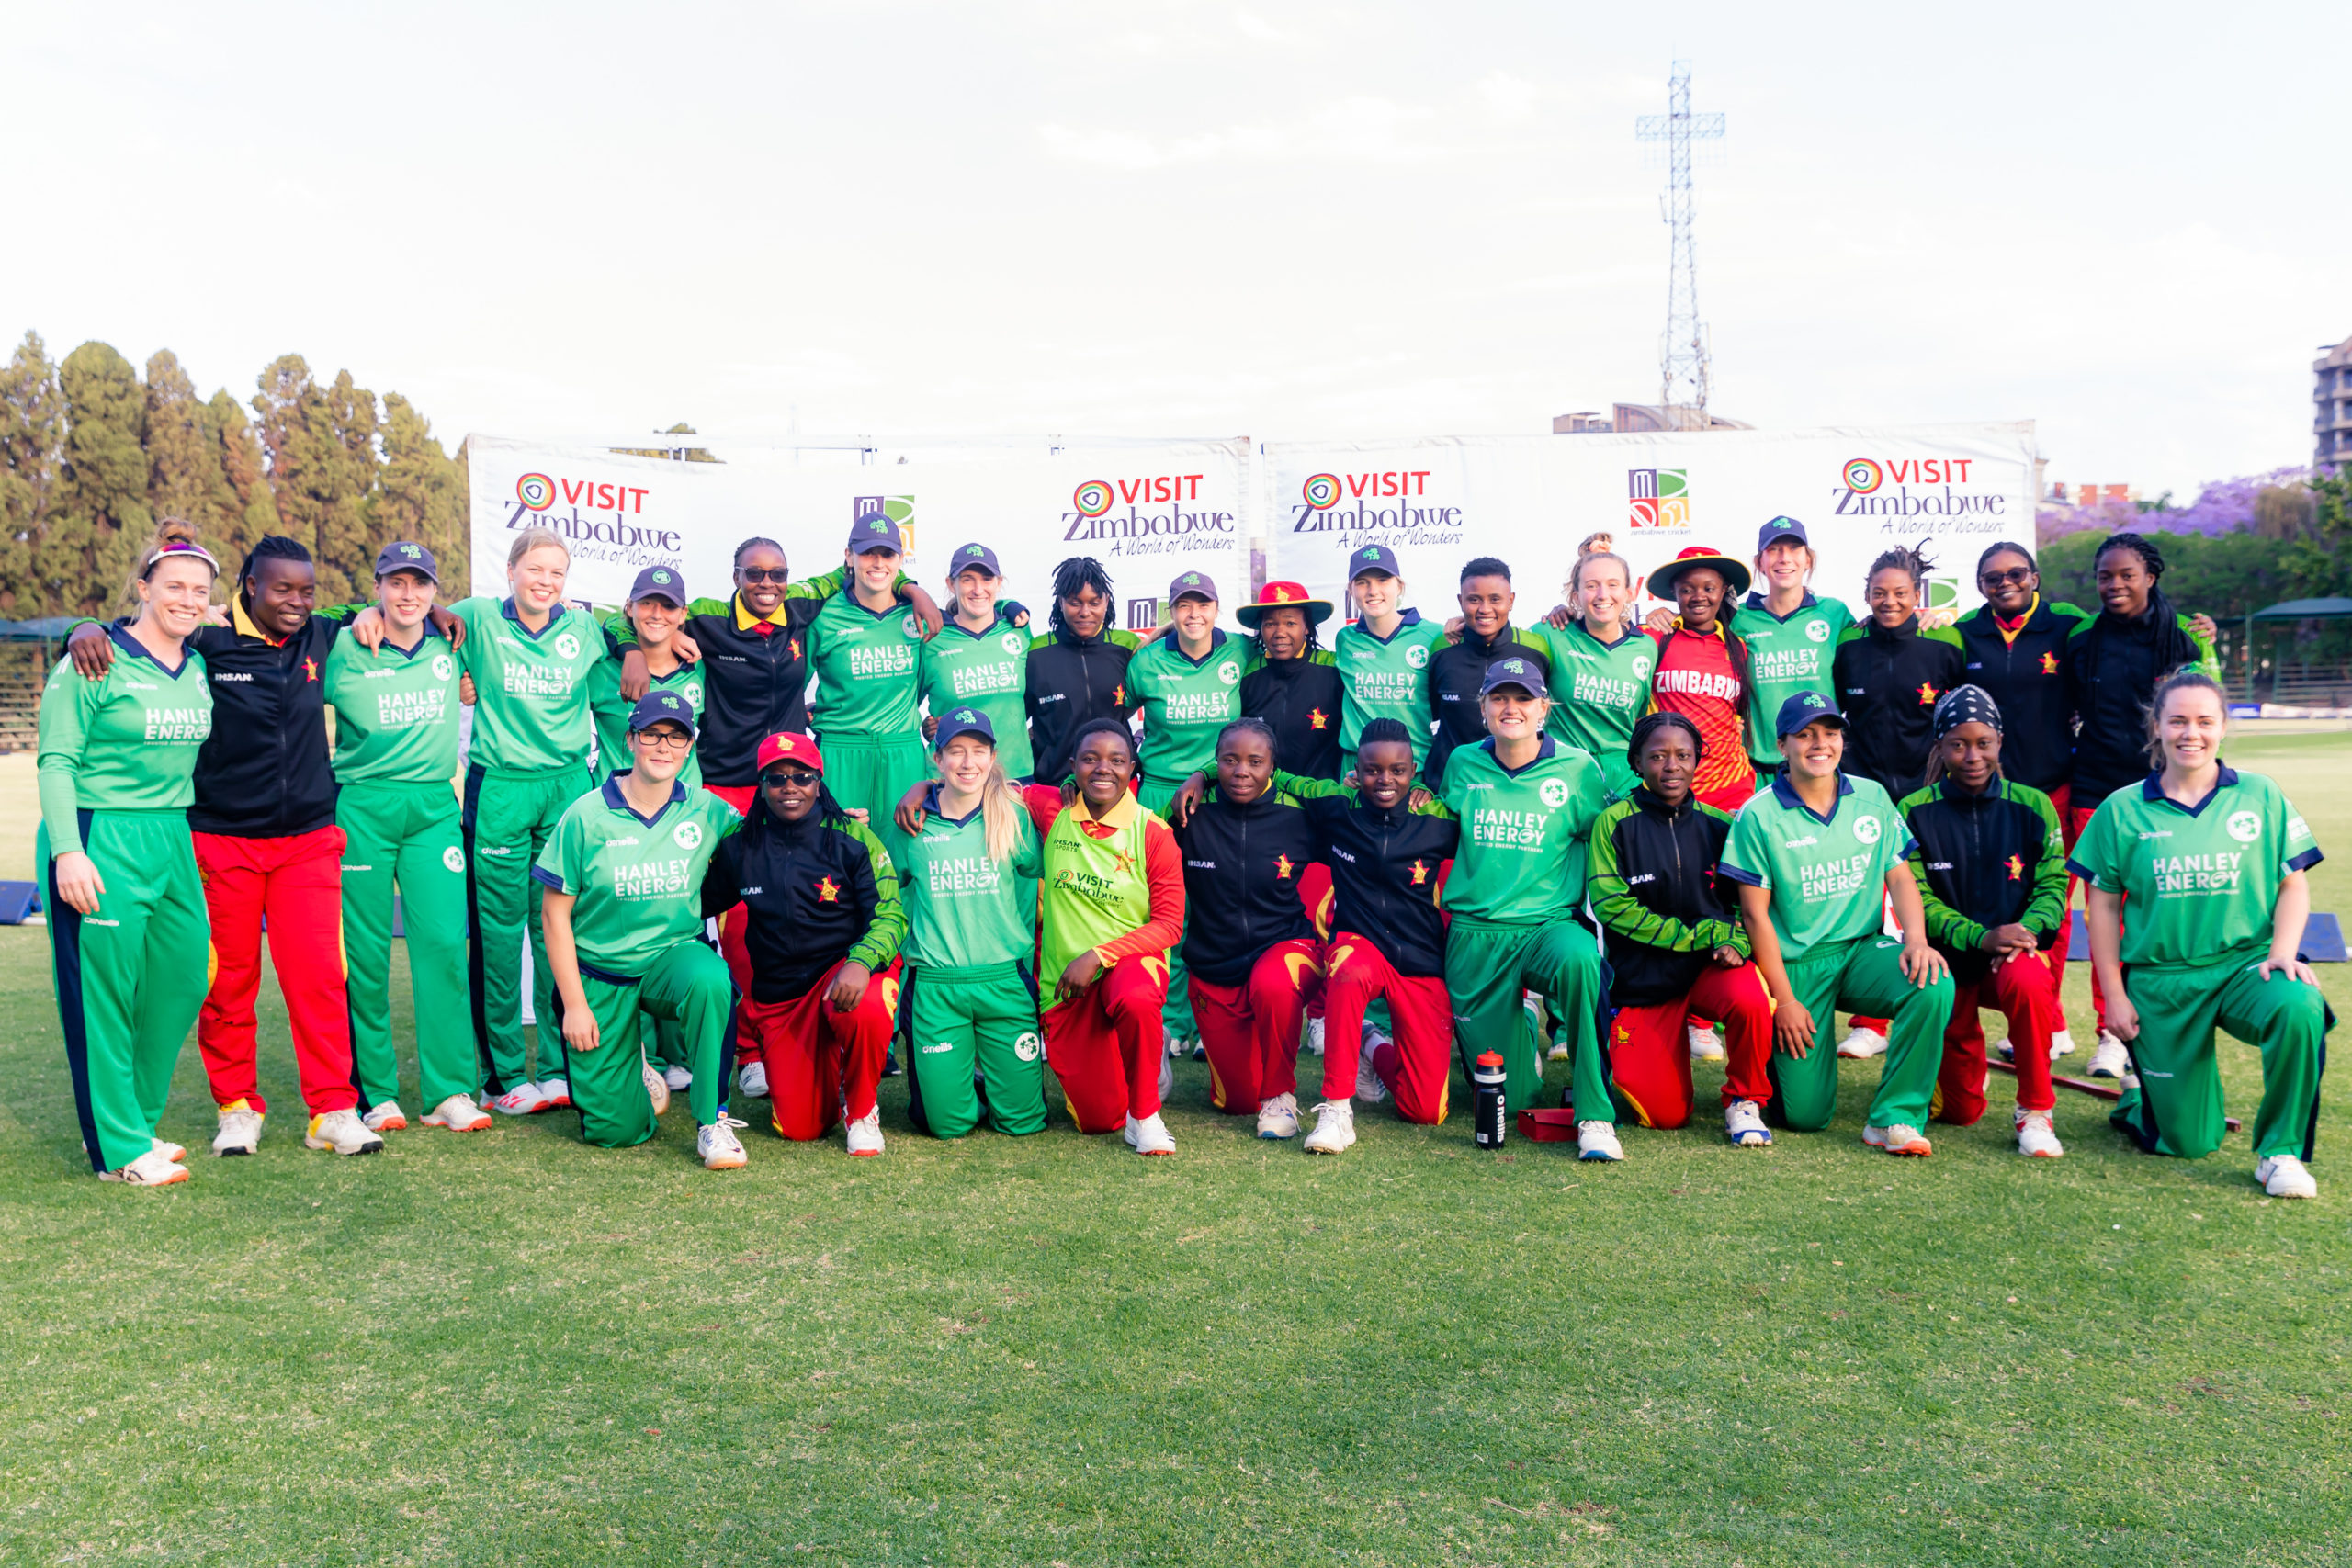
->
xmin=508 ymin=526 xmax=569 ymax=570
xmin=933 ymin=746 xmax=1024 ymax=863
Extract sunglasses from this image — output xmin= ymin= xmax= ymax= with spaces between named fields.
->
xmin=1978 ymin=567 xmax=2034 ymax=588
xmin=738 ymin=567 xmax=787 ymax=584
xmin=763 ymin=768 xmax=821 ymax=788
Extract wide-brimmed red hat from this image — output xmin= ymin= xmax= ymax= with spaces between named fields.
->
xmin=756 ymin=731 xmax=825 ymax=774
xmin=1646 ymin=546 xmax=1752 ymax=600
xmin=1236 ymin=580 xmax=1334 ymax=629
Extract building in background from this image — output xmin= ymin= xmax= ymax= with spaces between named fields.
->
xmin=2315 ymin=333 xmax=2352 ymax=473
xmin=1554 ymin=403 xmax=1753 ymax=434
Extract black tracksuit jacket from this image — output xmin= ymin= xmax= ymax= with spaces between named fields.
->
xmin=700 ymin=802 xmax=906 ymax=1001
xmin=1168 ymin=792 xmax=1321 ymax=987
xmin=1832 ymin=615 xmax=1966 ymax=801
xmin=2066 ymin=589 xmax=2213 ymax=807
xmin=1894 ymin=776 xmax=2067 ymax=984
xmin=1586 ymin=787 xmax=1747 ymax=1009
xmin=1239 ymin=652 xmax=1345 ymax=782
xmin=1024 ymin=626 xmax=1139 ymax=786
xmin=1425 ymin=623 xmax=1549 ymax=789
xmin=1283 ymin=780 xmax=1460 ymax=978
xmin=1953 ymin=597 xmax=2092 ymax=794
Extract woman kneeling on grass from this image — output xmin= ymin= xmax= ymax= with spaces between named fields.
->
xmin=535 ymin=692 xmax=746 ymax=1168
xmin=1721 ymin=691 xmax=1953 ymax=1155
xmin=2071 ymin=671 xmax=2330 ymax=1198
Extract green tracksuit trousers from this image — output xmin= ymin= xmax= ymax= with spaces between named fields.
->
xmin=1770 ymin=935 xmax=1952 ymax=1133
xmin=41 ymin=811 xmax=210 ymax=1174
xmin=1138 ymin=777 xmax=1199 ymax=1050
xmin=1445 ymin=915 xmax=1609 ymax=1115
xmin=566 ymin=940 xmax=735 ymax=1147
xmin=815 ymin=730 xmax=932 ymax=868
xmin=465 ymin=765 xmax=590 ymax=1094
xmin=899 ymin=962 xmax=1047 ymax=1137
xmin=340 ymin=780 xmax=474 ymax=1111
xmin=2111 ymin=957 xmax=2332 ymax=1161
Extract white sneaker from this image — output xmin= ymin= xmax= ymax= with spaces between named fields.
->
xmin=1838 ymin=1025 xmax=1888 ymax=1059
xmin=1547 ymin=1040 xmax=1572 ymax=1061
xmin=2016 ymin=1108 xmax=2064 ymax=1158
xmin=699 ymin=1115 xmax=749 ymax=1169
xmin=1158 ymin=1050 xmax=1174 ymax=1105
xmin=737 ymin=1059 xmax=770 ymax=1099
xmin=100 ymin=1148 xmax=189 ymax=1187
xmin=152 ymin=1136 xmax=187 ymax=1163
xmin=1304 ymin=1016 xmax=1326 ymax=1057
xmin=2256 ymin=1154 xmax=2317 ymax=1199
xmin=1724 ymin=1099 xmax=1771 ymax=1146
xmin=488 ymin=1082 xmax=551 ymax=1116
xmin=846 ymin=1108 xmax=885 ymax=1156
xmin=662 ymin=1064 xmax=692 ymax=1091
xmin=2050 ymin=1029 xmax=2077 ymax=1060
xmin=1354 ymin=1034 xmax=1390 ymax=1105
xmin=362 ymin=1100 xmax=407 ymax=1134
xmin=1123 ymin=1113 xmax=1139 ymax=1148
xmin=1256 ymin=1091 xmax=1301 ymax=1140
xmin=1131 ymin=1111 xmax=1175 ymax=1156
xmin=1862 ymin=1122 xmax=1934 ymax=1156
xmin=642 ymin=1055 xmax=670 ymax=1116
xmin=423 ymin=1093 xmax=492 ymax=1132
xmin=1993 ymin=1035 xmax=2015 ymax=1063
xmin=1688 ymin=1024 xmax=1726 ymax=1062
xmin=305 ymin=1108 xmax=386 ymax=1156
xmin=538 ymin=1076 xmax=571 ymax=1109
xmin=2087 ymin=1032 xmax=2130 ymax=1078
xmin=212 ymin=1105 xmax=264 ymax=1156
xmin=1303 ymin=1100 xmax=1356 ymax=1154
xmin=1577 ymin=1121 xmax=1624 ymax=1161
xmin=1166 ymin=1028 xmax=1185 ymax=1058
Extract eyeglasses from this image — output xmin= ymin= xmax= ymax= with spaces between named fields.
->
xmin=1979 ymin=567 xmax=2034 ymax=588
xmin=633 ymin=729 xmax=694 ymax=750
xmin=738 ymin=568 xmax=787 ymax=584
xmin=763 ymin=769 xmax=820 ymax=788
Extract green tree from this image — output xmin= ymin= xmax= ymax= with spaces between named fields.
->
xmin=374 ymin=392 xmax=469 ymax=597
xmin=48 ymin=342 xmax=152 ymax=615
xmin=254 ymin=355 xmax=378 ymax=604
xmin=204 ymin=389 xmax=280 ymax=570
xmin=0 ymin=332 xmax=64 ymax=614
xmin=143 ymin=349 xmax=235 ymax=536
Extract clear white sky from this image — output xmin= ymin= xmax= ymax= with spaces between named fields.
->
xmin=10 ymin=0 xmax=2345 ymax=496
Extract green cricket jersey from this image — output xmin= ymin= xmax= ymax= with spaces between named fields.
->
xmin=1438 ymin=735 xmax=1608 ymax=919
xmin=1334 ymin=610 xmax=1445 ymax=763
xmin=589 ymin=658 xmax=704 ymax=790
xmin=324 ymin=628 xmax=461 ymax=785
xmin=2066 ymin=767 xmax=2322 ymax=969
xmin=920 ymin=615 xmax=1034 ymax=778
xmin=1131 ymin=628 xmax=1250 ymax=786
xmin=1731 ymin=592 xmax=1854 ymax=768
xmin=1534 ymin=618 xmax=1653 ymax=796
xmin=533 ymin=778 xmax=743 ymax=976
xmin=36 ymin=632 xmax=215 ymax=855
xmin=807 ymin=593 xmax=926 ymax=737
xmin=897 ymin=786 xmax=1046 ymax=968
xmin=1720 ymin=773 xmax=1911 ymax=962
xmin=451 ymin=597 xmax=616 ymax=776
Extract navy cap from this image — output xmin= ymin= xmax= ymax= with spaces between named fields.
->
xmin=1479 ymin=655 xmax=1548 ymax=698
xmin=373 ymin=541 xmax=439 ymax=582
xmin=1168 ymin=570 xmax=1219 ymax=604
xmin=1348 ymin=545 xmax=1400 ymax=581
xmin=628 ymin=564 xmax=686 ymax=605
xmin=628 ymin=689 xmax=699 ymax=739
xmin=1774 ymin=690 xmax=1847 ymax=739
xmin=947 ymin=542 xmax=1001 ymax=578
xmin=1758 ymin=516 xmax=1809 ymax=551
xmin=933 ymin=706 xmax=997 ymax=750
xmin=848 ymin=513 xmax=906 ymax=554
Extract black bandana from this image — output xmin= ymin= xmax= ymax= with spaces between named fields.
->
xmin=1932 ymin=682 xmax=2002 ymax=740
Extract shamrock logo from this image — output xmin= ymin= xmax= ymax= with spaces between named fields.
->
xmin=441 ymin=846 xmax=465 ymax=874
xmin=2226 ymin=810 xmax=2261 ymax=844
xmin=1539 ymin=779 xmax=1570 ymax=808
xmin=673 ymin=820 xmax=705 ymax=850
xmin=1853 ymin=814 xmax=1882 ymax=845
xmin=554 ymin=633 xmax=582 ymax=660
xmin=432 ymin=654 xmax=454 ymax=682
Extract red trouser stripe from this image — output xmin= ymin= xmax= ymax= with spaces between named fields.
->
xmin=741 ymin=958 xmax=901 ymax=1139
xmin=194 ymin=826 xmax=357 ymax=1117
xmin=1319 ymin=931 xmax=1453 ymax=1123
xmin=1188 ymin=938 xmax=1323 ymax=1115
xmin=1607 ymin=963 xmax=1774 ymax=1128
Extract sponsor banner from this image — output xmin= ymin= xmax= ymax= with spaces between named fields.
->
xmin=1261 ymin=423 xmax=2037 ymax=618
xmin=467 ymin=435 xmax=1251 ymax=630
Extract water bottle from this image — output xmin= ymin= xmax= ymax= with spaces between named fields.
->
xmin=1473 ymin=1050 xmax=1507 ymax=1149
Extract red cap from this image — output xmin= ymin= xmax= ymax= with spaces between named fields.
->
xmin=755 ymin=731 xmax=824 ymax=774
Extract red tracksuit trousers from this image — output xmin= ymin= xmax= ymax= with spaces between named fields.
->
xmin=1044 ymin=954 xmax=1168 ymax=1134
xmin=1318 ymin=932 xmax=1454 ymax=1123
xmin=1936 ymin=953 xmax=2061 ymax=1124
xmin=741 ymin=959 xmax=900 ymax=1140
xmin=1606 ymin=963 xmax=1774 ymax=1129
xmin=705 ymin=783 xmax=760 ymax=1057
xmin=1189 ymin=938 xmax=1323 ymax=1115
xmin=194 ymin=826 xmax=357 ymax=1118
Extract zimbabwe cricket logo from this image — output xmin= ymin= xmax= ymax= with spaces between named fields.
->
xmin=1408 ymin=858 xmax=1429 ymax=885
xmin=816 ymin=875 xmax=840 ymax=902
xmin=2040 ymin=651 xmax=2060 ymax=675
xmin=1308 ymin=707 xmax=1329 ymax=729
xmin=1273 ymin=853 xmax=1295 ymax=880
xmin=2006 ymin=854 xmax=2024 ymax=881
xmin=1916 ymin=682 xmax=1938 ymax=705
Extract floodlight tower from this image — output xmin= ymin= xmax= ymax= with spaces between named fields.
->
xmin=1635 ymin=62 xmax=1724 ymax=427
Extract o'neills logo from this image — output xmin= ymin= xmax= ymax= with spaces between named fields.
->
xmin=1835 ymin=457 xmax=2007 ymax=520
xmin=1064 ymin=473 xmax=1233 ymax=541
xmin=1290 ymin=469 xmax=1462 ymax=534
xmin=507 ymin=470 xmax=680 ymax=549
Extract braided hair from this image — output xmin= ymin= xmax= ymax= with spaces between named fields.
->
xmin=1216 ymin=716 xmax=1277 ymax=755
xmin=1627 ymin=709 xmax=1704 ymax=770
xmin=1049 ymin=557 xmax=1115 ymax=635
xmin=1357 ymin=717 xmax=1415 ymax=751
xmin=1975 ymin=540 xmax=2036 ymax=577
xmin=2095 ymin=531 xmax=2165 ymax=581
xmin=238 ymin=534 xmax=312 ymax=593
xmin=732 ymin=536 xmax=786 ymax=570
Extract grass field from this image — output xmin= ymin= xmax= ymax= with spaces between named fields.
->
xmin=3 ymin=738 xmax=2349 ymax=1565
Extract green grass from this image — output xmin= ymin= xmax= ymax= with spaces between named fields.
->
xmin=3 ymin=737 xmax=2350 ymax=1565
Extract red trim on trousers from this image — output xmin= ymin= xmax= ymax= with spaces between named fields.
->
xmin=193 ymin=825 xmax=357 ymax=1117
xmin=1319 ymin=931 xmax=1453 ymax=1123
xmin=740 ymin=957 xmax=900 ymax=1139
xmin=1043 ymin=953 xmax=1168 ymax=1134
xmin=1938 ymin=953 xmax=2061 ymax=1123
xmin=1607 ymin=962 xmax=1774 ymax=1129
xmin=704 ymin=783 xmax=760 ymax=1057
xmin=1188 ymin=937 xmax=1323 ymax=1114
xmin=2057 ymin=788 xmax=2114 ymax=1032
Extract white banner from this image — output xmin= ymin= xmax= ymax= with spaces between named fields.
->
xmin=465 ymin=434 xmax=1254 ymax=628
xmin=1260 ymin=423 xmax=2038 ymax=619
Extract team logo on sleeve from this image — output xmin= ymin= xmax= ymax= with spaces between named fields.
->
xmin=432 ymin=654 xmax=454 ymax=681
xmin=1406 ymin=644 xmax=1429 ymax=669
xmin=1012 ymin=1031 xmax=1042 ymax=1063
xmin=1539 ymin=778 xmax=1571 ymax=808
xmin=673 ymin=820 xmax=705 ymax=850
xmin=2226 ymin=810 xmax=2261 ymax=844
xmin=442 ymin=846 xmax=466 ymax=873
xmin=554 ymin=633 xmax=582 ymax=660
xmin=1853 ymin=814 xmax=1882 ymax=844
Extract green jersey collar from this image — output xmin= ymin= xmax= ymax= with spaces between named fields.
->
xmin=919 ymin=782 xmax=986 ymax=829
xmin=501 ymin=597 xmax=568 ymax=641
xmin=378 ymin=624 xmax=449 ymax=660
xmin=599 ymin=773 xmax=689 ymax=827
xmin=2139 ymin=764 xmax=2240 ymax=817
xmin=1769 ymin=770 xmax=1855 ymax=827
xmin=1353 ymin=607 xmax=1426 ymax=644
xmin=1478 ymin=733 xmax=1557 ymax=778
xmin=1739 ymin=590 xmax=1823 ymax=624
xmin=107 ymin=624 xmax=198 ymax=680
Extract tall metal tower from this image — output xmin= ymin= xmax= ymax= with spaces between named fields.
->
xmin=1635 ymin=62 xmax=1724 ymax=426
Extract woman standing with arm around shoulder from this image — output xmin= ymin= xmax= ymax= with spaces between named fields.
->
xmin=2072 ymin=671 xmax=2329 ymax=1198
xmin=1332 ymin=547 xmax=1444 ymax=782
xmin=1534 ymin=549 xmax=1652 ymax=800
xmin=40 ymin=525 xmax=218 ymax=1186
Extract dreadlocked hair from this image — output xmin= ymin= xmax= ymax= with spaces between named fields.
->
xmin=1866 ymin=538 xmax=1936 ymax=593
xmin=732 ymin=536 xmax=785 ymax=569
xmin=1049 ymin=557 xmax=1115 ymax=635
xmin=2097 ymin=531 xmax=2166 ymax=581
xmin=238 ymin=534 xmax=312 ymax=592
xmin=1627 ymin=709 xmax=1704 ymax=769
xmin=2143 ymin=668 xmax=2228 ymax=766
xmin=1976 ymin=540 xmax=2036 ymax=577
